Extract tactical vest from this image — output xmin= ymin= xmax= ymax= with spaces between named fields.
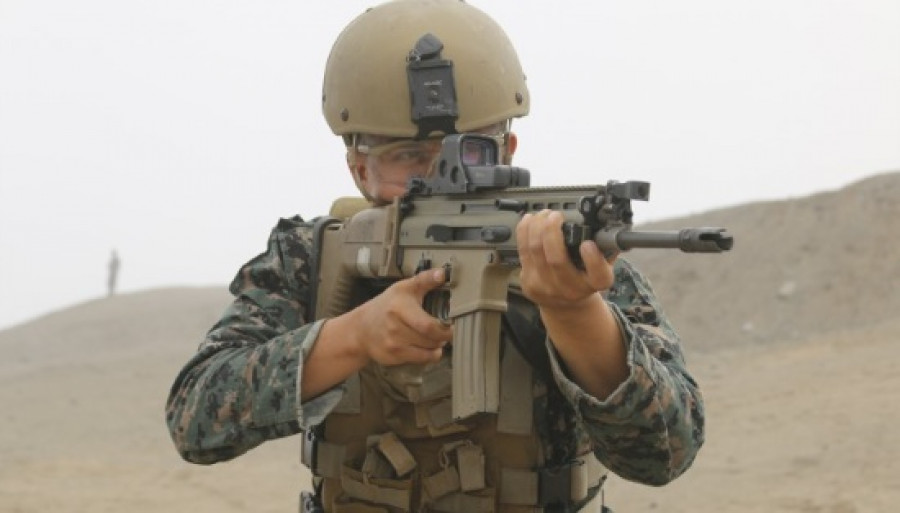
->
xmin=301 ymin=318 xmax=608 ymax=512
xmin=301 ymin=199 xmax=609 ymax=512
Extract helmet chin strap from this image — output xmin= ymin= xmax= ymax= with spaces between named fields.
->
xmin=500 ymin=120 xmax=517 ymax=165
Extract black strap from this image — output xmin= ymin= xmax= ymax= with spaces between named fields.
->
xmin=502 ymin=291 xmax=579 ymax=468
xmin=502 ymin=291 xmax=555 ymax=383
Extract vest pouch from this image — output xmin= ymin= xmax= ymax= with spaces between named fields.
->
xmin=373 ymin=432 xmax=417 ymax=477
xmin=338 ymin=465 xmax=414 ymax=511
xmin=453 ymin=443 xmax=486 ymax=492
xmin=427 ymin=488 xmax=496 ymax=513
xmin=422 ymin=466 xmax=461 ymax=502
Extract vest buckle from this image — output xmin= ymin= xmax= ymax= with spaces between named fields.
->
xmin=300 ymin=491 xmax=324 ymax=513
xmin=301 ymin=428 xmax=318 ymax=470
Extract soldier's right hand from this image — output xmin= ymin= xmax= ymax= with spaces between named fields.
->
xmin=351 ymin=269 xmax=453 ymax=366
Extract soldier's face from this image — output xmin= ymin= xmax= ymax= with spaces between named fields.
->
xmin=355 ymin=138 xmax=443 ymax=203
xmin=349 ymin=125 xmax=516 ymax=204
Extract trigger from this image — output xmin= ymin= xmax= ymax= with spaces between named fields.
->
xmin=414 ymin=258 xmax=433 ymax=274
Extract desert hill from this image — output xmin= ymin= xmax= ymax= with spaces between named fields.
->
xmin=626 ymin=170 xmax=900 ymax=349
xmin=1 ymin=172 xmax=898 ymax=512
xmin=0 ymin=287 xmax=231 ymax=378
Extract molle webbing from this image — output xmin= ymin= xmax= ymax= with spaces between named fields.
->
xmin=341 ymin=466 xmax=412 ymax=510
xmin=304 ymin=429 xmax=607 ymax=512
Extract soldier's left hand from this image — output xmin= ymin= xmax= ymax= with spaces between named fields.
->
xmin=516 ymin=210 xmax=617 ymax=311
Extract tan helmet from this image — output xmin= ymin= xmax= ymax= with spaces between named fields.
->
xmin=322 ymin=0 xmax=530 ymax=139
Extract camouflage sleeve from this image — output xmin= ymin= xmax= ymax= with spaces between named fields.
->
xmin=165 ymin=216 xmax=347 ymax=464
xmin=545 ymin=258 xmax=705 ymax=485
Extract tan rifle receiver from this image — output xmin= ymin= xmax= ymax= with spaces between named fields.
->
xmin=308 ymin=134 xmax=733 ymax=420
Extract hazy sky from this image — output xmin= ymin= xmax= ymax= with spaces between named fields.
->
xmin=1 ymin=0 xmax=899 ymax=330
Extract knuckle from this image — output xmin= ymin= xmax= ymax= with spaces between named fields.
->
xmin=384 ymin=322 xmax=404 ymax=341
xmin=428 ymin=323 xmax=452 ymax=343
xmin=409 ymin=313 xmax=430 ymax=332
xmin=381 ymin=342 xmax=401 ymax=361
xmin=545 ymin=250 xmax=568 ymax=267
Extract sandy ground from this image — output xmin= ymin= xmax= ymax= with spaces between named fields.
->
xmin=1 ymin=173 xmax=897 ymax=512
xmin=608 ymin=320 xmax=900 ymax=512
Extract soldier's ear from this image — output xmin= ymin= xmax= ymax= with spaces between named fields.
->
xmin=345 ymin=149 xmax=355 ymax=171
xmin=347 ymin=151 xmax=369 ymax=183
xmin=347 ymin=150 xmax=375 ymax=201
xmin=502 ymin=132 xmax=519 ymax=164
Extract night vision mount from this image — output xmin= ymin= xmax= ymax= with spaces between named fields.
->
xmin=406 ymin=33 xmax=459 ymax=139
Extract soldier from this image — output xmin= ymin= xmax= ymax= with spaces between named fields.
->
xmin=107 ymin=249 xmax=120 ymax=297
xmin=165 ymin=1 xmax=704 ymax=512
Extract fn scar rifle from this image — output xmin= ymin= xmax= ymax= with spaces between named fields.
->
xmin=308 ymin=134 xmax=733 ymax=421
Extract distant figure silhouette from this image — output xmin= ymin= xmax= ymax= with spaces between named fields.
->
xmin=108 ymin=250 xmax=121 ymax=296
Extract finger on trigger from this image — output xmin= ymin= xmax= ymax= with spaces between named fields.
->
xmin=407 ymin=267 xmax=446 ymax=297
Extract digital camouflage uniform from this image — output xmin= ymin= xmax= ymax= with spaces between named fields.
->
xmin=165 ymin=214 xmax=705 ymax=512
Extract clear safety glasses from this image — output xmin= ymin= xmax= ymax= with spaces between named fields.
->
xmin=355 ymin=131 xmax=508 ymax=174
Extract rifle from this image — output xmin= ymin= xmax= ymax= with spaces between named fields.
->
xmin=308 ymin=134 xmax=733 ymax=421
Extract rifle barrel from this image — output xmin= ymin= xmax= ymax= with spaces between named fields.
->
xmin=596 ymin=228 xmax=734 ymax=253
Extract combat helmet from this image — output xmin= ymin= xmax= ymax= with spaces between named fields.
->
xmin=322 ymin=0 xmax=530 ymax=141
